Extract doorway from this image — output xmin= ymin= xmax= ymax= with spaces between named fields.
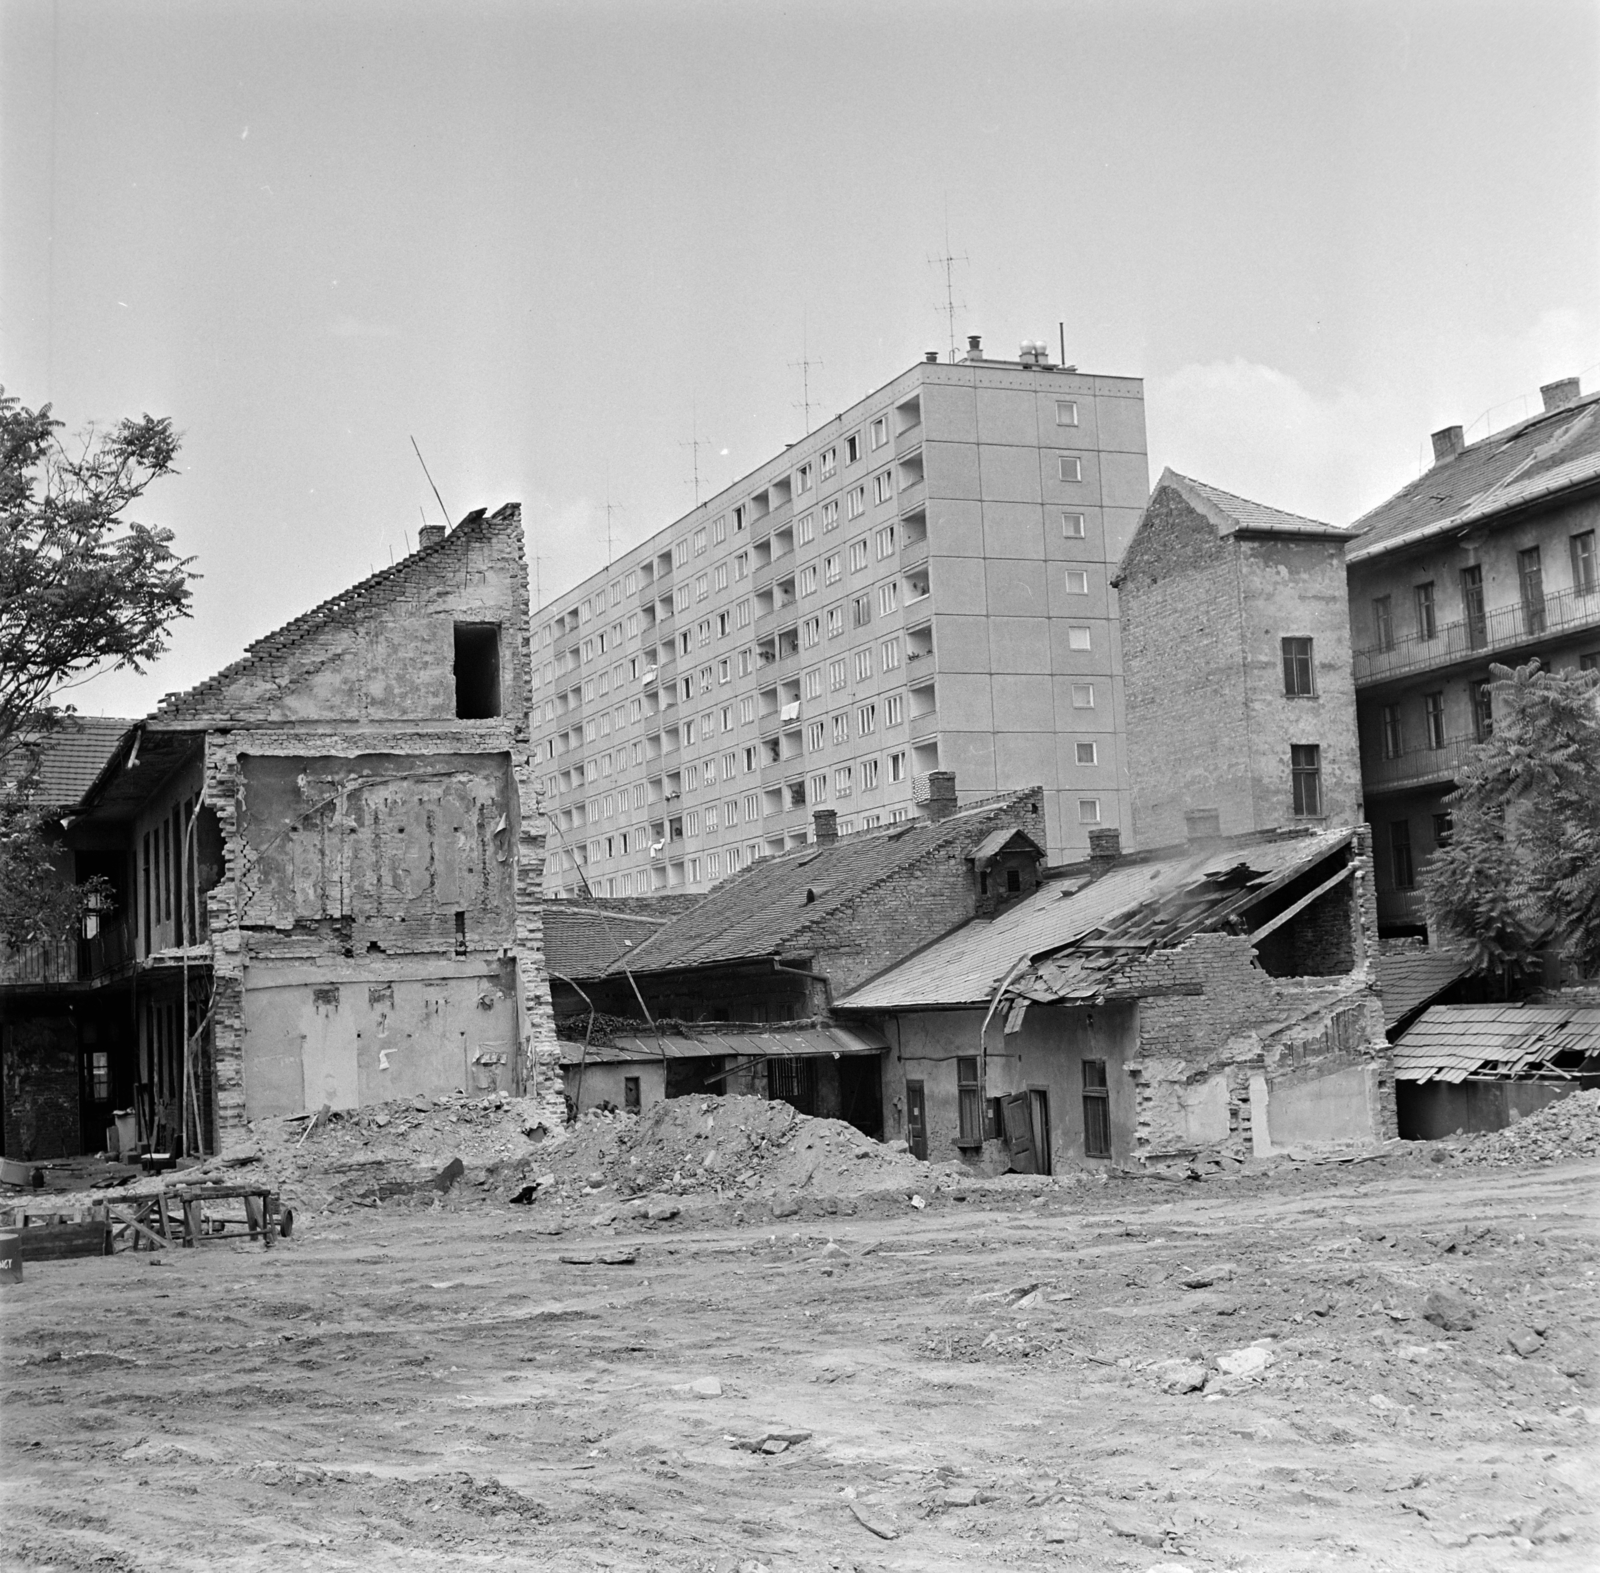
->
xmin=1028 ymin=1088 xmax=1052 ymax=1176
xmin=905 ymin=1079 xmax=928 ymax=1159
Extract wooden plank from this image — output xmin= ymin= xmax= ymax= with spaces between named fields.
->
xmin=1247 ymin=863 xmax=1355 ymax=944
xmin=18 ymin=1222 xmax=112 ymax=1261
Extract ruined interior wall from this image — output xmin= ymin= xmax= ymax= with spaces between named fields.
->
xmin=513 ymin=762 xmax=562 ymax=1124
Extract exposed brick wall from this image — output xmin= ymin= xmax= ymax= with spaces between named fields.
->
xmin=514 ymin=761 xmax=562 ymax=1122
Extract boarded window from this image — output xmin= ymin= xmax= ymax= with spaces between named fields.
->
xmin=454 ymin=623 xmax=503 ymax=718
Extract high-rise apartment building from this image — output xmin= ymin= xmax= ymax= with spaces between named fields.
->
xmin=532 ymin=340 xmax=1149 ymax=896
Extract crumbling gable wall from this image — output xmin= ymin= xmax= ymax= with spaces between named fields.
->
xmin=1112 ymin=831 xmax=1395 ymax=1160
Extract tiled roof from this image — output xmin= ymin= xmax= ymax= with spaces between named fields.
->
xmin=836 ymin=826 xmax=1357 ymax=1012
xmin=7 ymin=717 xmax=135 ymax=810
xmin=1347 ymin=394 xmax=1600 ymax=561
xmin=604 ymin=790 xmax=1041 ymax=977
xmin=544 ymin=905 xmax=673 ymax=980
xmin=1160 ymin=470 xmax=1353 ymax=540
xmin=1393 ymin=1004 xmax=1600 ymax=1083
xmin=153 ymin=505 xmax=518 ymax=719
xmin=1373 ymin=949 xmax=1472 ymax=1032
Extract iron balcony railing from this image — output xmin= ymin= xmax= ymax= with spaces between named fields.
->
xmin=1353 ymin=582 xmax=1600 ymax=686
xmin=1361 ymin=733 xmax=1477 ymax=796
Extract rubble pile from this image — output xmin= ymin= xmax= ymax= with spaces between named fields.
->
xmin=516 ymin=1094 xmax=938 ymax=1209
xmin=1456 ymin=1088 xmax=1600 ymax=1167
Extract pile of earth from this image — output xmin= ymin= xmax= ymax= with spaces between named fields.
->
xmin=1456 ymin=1087 xmax=1600 ymax=1167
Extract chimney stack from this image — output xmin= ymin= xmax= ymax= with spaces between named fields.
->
xmin=1087 ymin=827 xmax=1121 ymax=873
xmin=812 ymin=809 xmax=838 ymax=846
xmin=417 ymin=524 xmax=446 ymax=551
xmin=922 ymin=770 xmax=958 ymax=822
xmin=964 ymin=334 xmax=983 ymax=360
xmin=1430 ymin=426 xmax=1465 ymax=466
xmin=1541 ymin=377 xmax=1581 ymax=413
xmin=924 ymin=350 xmax=939 ymax=363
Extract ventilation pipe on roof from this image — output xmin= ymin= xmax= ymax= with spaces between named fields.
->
xmin=1430 ymin=426 xmax=1465 ymax=466
xmin=963 ymin=334 xmax=983 ymax=361
xmin=1541 ymin=377 xmax=1581 ymax=412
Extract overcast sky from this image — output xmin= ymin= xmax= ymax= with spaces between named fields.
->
xmin=4 ymin=0 xmax=1596 ymax=718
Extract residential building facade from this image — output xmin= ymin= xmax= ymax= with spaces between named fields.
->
xmin=1345 ymin=376 xmax=1600 ymax=932
xmin=533 ymin=341 xmax=1149 ymax=895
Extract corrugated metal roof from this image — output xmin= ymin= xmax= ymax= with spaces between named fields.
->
xmin=1374 ymin=950 xmax=1473 ymax=1031
xmin=1347 ymin=394 xmax=1600 ymax=561
xmin=836 ymin=826 xmax=1356 ymax=1011
xmin=1394 ymin=1004 xmax=1600 ymax=1083
xmin=557 ymin=1023 xmax=886 ymax=1067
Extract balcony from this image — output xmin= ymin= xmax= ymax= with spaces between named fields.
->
xmin=1376 ymin=887 xmax=1429 ymax=930
xmin=910 ymin=708 xmax=939 ymax=742
xmin=1 ymin=919 xmax=142 ymax=988
xmin=900 ymin=532 xmax=930 ymax=572
xmin=1362 ymin=734 xmax=1477 ymax=798
xmin=1353 ymin=582 xmax=1600 ymax=688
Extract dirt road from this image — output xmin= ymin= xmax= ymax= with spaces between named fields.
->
xmin=3 ymin=1155 xmax=1595 ymax=1572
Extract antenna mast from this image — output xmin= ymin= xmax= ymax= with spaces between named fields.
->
xmin=679 ymin=397 xmax=709 ymax=507
xmin=789 ymin=311 xmax=823 ymax=435
xmin=409 ymin=435 xmax=451 ymax=526
xmin=928 ymin=206 xmax=968 ymax=363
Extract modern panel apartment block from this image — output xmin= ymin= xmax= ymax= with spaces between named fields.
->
xmin=1345 ymin=375 xmax=1600 ymax=932
xmin=532 ymin=341 xmax=1150 ymax=897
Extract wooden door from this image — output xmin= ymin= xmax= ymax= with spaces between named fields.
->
xmin=1029 ymin=1088 xmax=1052 ymax=1176
xmin=1002 ymin=1093 xmax=1037 ymax=1173
xmin=905 ymin=1080 xmax=928 ymax=1159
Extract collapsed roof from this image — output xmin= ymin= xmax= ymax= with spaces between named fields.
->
xmin=1394 ymin=1005 xmax=1600 ymax=1083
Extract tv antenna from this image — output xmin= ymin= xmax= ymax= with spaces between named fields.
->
xmin=789 ymin=311 xmax=823 ymax=435
xmin=409 ymin=435 xmax=451 ymax=526
xmin=602 ymin=460 xmax=623 ymax=566
xmin=928 ymin=208 xmax=968 ymax=363
xmin=680 ymin=397 xmax=710 ymax=507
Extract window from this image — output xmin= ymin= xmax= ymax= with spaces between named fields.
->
xmin=801 ymin=615 xmax=820 ymax=648
xmin=627 ymin=613 xmax=639 ymax=638
xmin=796 ymin=512 xmax=815 ymax=546
xmin=1076 ymin=741 xmax=1097 ymax=765
xmin=809 ymin=772 xmax=827 ymax=803
xmin=675 ymin=585 xmax=691 ymax=612
xmin=738 ymin=647 xmax=752 ymax=676
xmin=716 ymin=609 xmax=730 ymax=638
xmin=1461 ymin=565 xmax=1487 ymax=648
xmin=1471 ymin=677 xmax=1493 ymax=741
xmin=861 ymin=757 xmax=879 ymax=789
xmin=885 ymin=694 xmax=903 ymax=727
xmin=869 ymin=416 xmax=887 ymax=450
xmin=824 ymin=553 xmax=842 ymax=586
xmin=714 ymin=564 xmax=729 ymax=593
xmin=1082 ymin=1060 xmax=1110 ymax=1158
xmin=1290 ymin=744 xmax=1322 ymax=816
xmin=806 ymin=720 xmax=825 ymax=750
xmin=832 ymin=714 xmax=849 ymax=744
xmin=1390 ymin=820 xmax=1415 ymax=890
xmin=957 ymin=1057 xmax=983 ymax=1144
xmin=820 ymin=446 xmax=837 ymax=479
xmin=852 ymin=594 xmax=872 ymax=628
xmin=1067 ymin=625 xmax=1092 ymax=652
xmin=1574 ymin=531 xmax=1598 ymax=594
xmin=1414 ymin=581 xmax=1437 ymax=640
xmin=796 ymin=463 xmax=813 ymax=496
xmin=1519 ymin=546 xmax=1546 ymax=634
xmin=821 ymin=499 xmax=839 ymax=533
xmin=454 ymin=623 xmax=502 ymax=718
xmin=1065 ymin=569 xmax=1089 ymax=595
xmin=875 ymin=523 xmax=896 ymax=558
xmin=848 ymin=539 xmax=869 ymax=572
xmin=1062 ymin=511 xmax=1086 ymax=539
xmin=1432 ymin=811 xmax=1453 ymax=848
xmin=695 ymin=573 xmax=709 ymax=601
xmin=828 ymin=659 xmax=848 ymax=692
xmin=846 ymin=486 xmax=865 ymax=521
xmin=873 ymin=471 xmax=894 ymax=505
xmin=825 ymin=605 xmax=844 ymax=638
xmin=880 ymin=637 xmax=900 ymax=671
xmin=878 ymin=582 xmax=899 ymax=615
xmin=1381 ymin=702 xmax=1403 ymax=760
xmin=854 ymin=648 xmax=872 ymax=681
xmin=1070 ymin=683 xmax=1095 ymax=709
xmin=834 ymin=765 xmax=854 ymax=798
xmin=1424 ymin=691 xmax=1445 ymax=749
xmin=733 ymin=550 xmax=750 ymax=581
xmin=889 ymin=749 xmax=906 ymax=782
xmin=799 ymin=565 xmax=818 ymax=597
xmin=1058 ymin=456 xmax=1082 ymax=483
xmin=1078 ymin=798 xmax=1101 ymax=824
xmin=693 ymin=527 xmax=707 ymax=556
xmin=624 ymin=571 xmax=637 ymax=596
xmin=734 ymin=504 xmax=746 ymax=532
xmin=857 ymin=703 xmax=877 ymax=736
xmin=674 ymin=538 xmax=689 ymax=567
xmin=679 ymin=630 xmax=693 ymax=657
xmin=740 ymin=695 xmax=756 ymax=724
xmin=722 ymin=749 xmax=736 ymax=776
xmin=1055 ymin=399 xmax=1079 ymax=427
xmin=845 ymin=432 xmax=861 ymax=464
xmin=1279 ymin=636 xmax=1314 ymax=697
xmin=712 ymin=515 xmax=727 ymax=545
xmin=1372 ymin=595 xmax=1394 ymax=652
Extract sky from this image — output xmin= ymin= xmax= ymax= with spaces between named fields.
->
xmin=4 ymin=0 xmax=1597 ymax=719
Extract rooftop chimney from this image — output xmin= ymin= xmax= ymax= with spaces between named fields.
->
xmin=1087 ymin=827 xmax=1121 ymax=873
xmin=922 ymin=770 xmax=958 ymax=822
xmin=1430 ymin=425 xmax=1465 ymax=466
xmin=924 ymin=350 xmax=939 ymax=363
xmin=1541 ymin=377 xmax=1581 ymax=413
xmin=812 ymin=808 xmax=838 ymax=846
xmin=964 ymin=334 xmax=983 ymax=361
xmin=417 ymin=524 xmax=446 ymax=551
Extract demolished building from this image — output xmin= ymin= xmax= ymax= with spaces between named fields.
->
xmin=0 ymin=507 xmax=560 ymax=1160
xmin=835 ymin=824 xmax=1394 ymax=1170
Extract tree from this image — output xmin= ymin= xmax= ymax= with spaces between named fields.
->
xmin=1424 ymin=659 xmax=1600 ymax=980
xmin=0 ymin=387 xmax=190 ymax=946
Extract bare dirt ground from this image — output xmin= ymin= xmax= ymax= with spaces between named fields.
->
xmin=2 ymin=1141 xmax=1597 ymax=1573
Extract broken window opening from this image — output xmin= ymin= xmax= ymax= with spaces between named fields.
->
xmin=454 ymin=910 xmax=468 ymax=955
xmin=454 ymin=623 xmax=503 ymax=719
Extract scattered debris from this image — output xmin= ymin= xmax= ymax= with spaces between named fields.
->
xmin=1422 ymin=1289 xmax=1477 ymax=1332
xmin=558 ymin=1248 xmax=637 ymax=1266
xmin=1455 ymin=1089 xmax=1600 ymax=1166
